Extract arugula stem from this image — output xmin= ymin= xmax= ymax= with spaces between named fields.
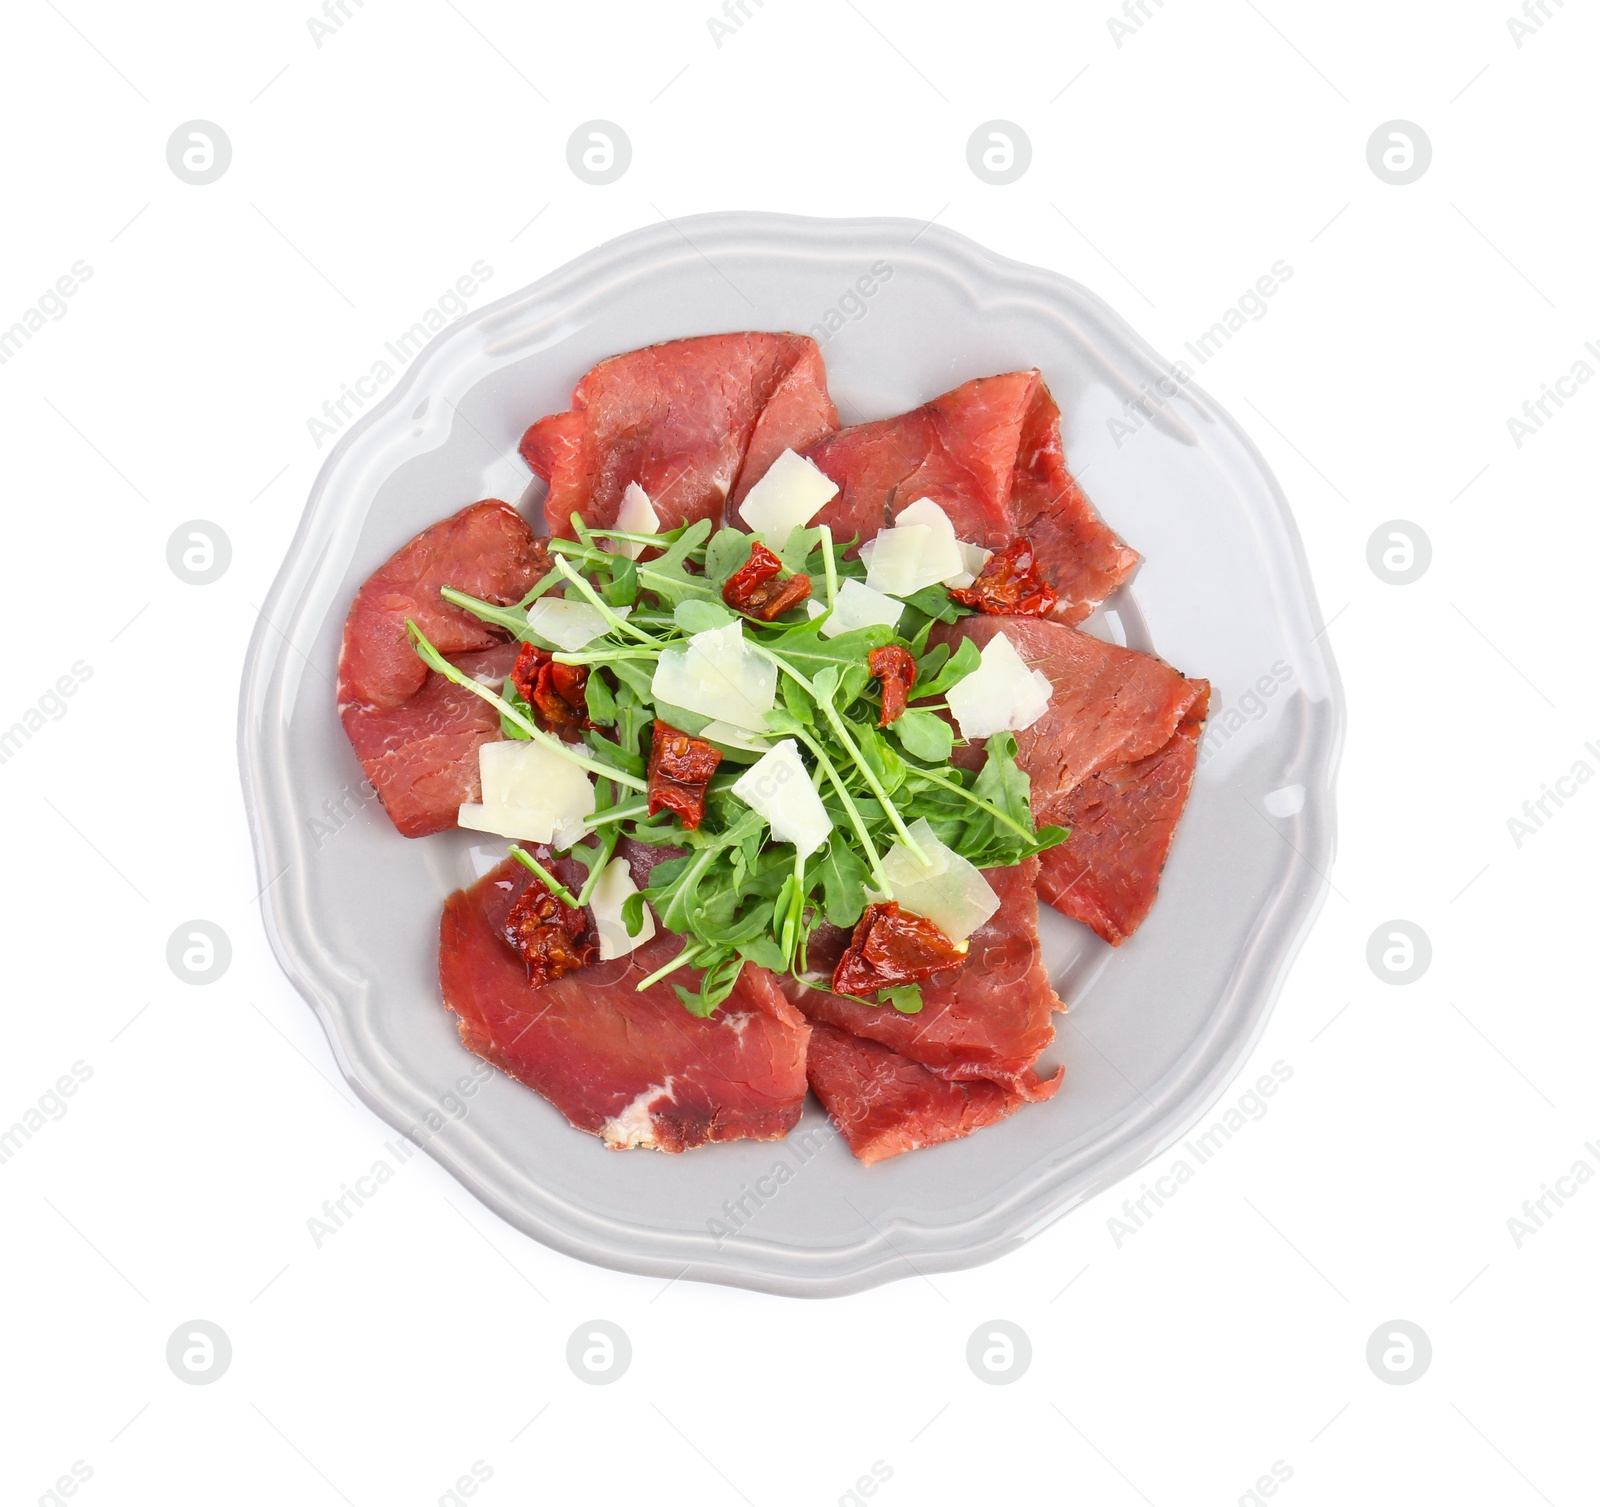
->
xmin=550 ymin=648 xmax=661 ymax=665
xmin=574 ymin=782 xmax=620 ymax=906
xmin=508 ymin=846 xmax=584 ymax=908
xmin=439 ymin=587 xmax=533 ymax=638
xmin=634 ymin=939 xmax=705 ymax=992
xmin=749 ymin=640 xmax=925 ymax=861
xmin=406 ymin=622 xmax=649 ymax=792
xmin=792 ymin=727 xmax=889 ymax=890
xmin=581 ymin=797 xmax=652 ymax=829
xmin=818 ymin=524 xmax=838 ymax=609
xmin=550 ymin=556 xmax=663 ymax=645
xmin=907 ymin=765 xmax=1038 ymax=842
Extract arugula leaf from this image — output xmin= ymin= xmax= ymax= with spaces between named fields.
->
xmin=779 ymin=525 xmax=823 ymax=575
xmin=584 ymin=730 xmax=646 ymax=779
xmin=500 ymin=678 xmax=534 ymax=740
xmin=635 ymin=518 xmax=716 ymax=605
xmin=877 ymin=984 xmax=924 ymax=1014
xmin=898 ymin=582 xmax=967 ymax=623
xmin=847 ymin=717 xmax=907 ymax=796
xmin=674 ymin=599 xmax=737 ymax=635
xmin=675 ymin=953 xmax=745 ymax=1017
xmin=705 ymin=527 xmax=757 ymax=589
xmin=811 ymin=835 xmax=870 ymax=928
xmin=653 ymin=699 xmax=715 ymax=737
xmin=736 ymin=935 xmax=789 ymax=971
xmin=891 ymin=709 xmax=954 ymax=763
xmin=914 ymin=637 xmax=981 ymax=701
xmin=757 ymin=620 xmax=896 ymax=681
xmin=604 ymin=557 xmax=639 ymax=607
xmin=583 ymin=668 xmax=617 ymax=727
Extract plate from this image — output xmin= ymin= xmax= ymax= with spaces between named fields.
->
xmin=239 ymin=212 xmax=1342 ymax=1296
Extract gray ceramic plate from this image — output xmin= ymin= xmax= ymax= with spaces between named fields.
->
xmin=239 ymin=212 xmax=1342 ymax=1297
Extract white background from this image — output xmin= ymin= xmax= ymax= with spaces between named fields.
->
xmin=2 ymin=1 xmax=1596 ymax=1503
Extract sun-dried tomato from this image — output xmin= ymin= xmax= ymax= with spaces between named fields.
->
xmin=831 ymin=902 xmax=967 ymax=999
xmin=647 ymin=720 xmax=723 ymax=830
xmin=867 ymin=644 xmax=917 ymax=728
xmin=721 ymin=540 xmax=813 ymax=622
xmin=948 ymin=539 xmax=1058 ymax=618
xmin=503 ymin=871 xmax=595 ymax=986
xmin=511 ymin=641 xmax=593 ymax=733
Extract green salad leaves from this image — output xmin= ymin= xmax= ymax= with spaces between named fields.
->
xmin=410 ymin=516 xmax=1066 ymax=1016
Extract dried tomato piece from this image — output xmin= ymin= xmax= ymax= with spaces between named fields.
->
xmin=831 ymin=902 xmax=967 ymax=999
xmin=867 ymin=644 xmax=917 ymax=728
xmin=647 ymin=720 xmax=723 ymax=830
xmin=722 ymin=540 xmax=813 ymax=622
xmin=948 ymin=539 xmax=1058 ymax=618
xmin=503 ymin=871 xmax=596 ymax=986
xmin=511 ymin=641 xmax=593 ymax=732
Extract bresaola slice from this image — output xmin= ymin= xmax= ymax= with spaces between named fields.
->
xmin=804 ymin=371 xmax=1040 ymax=551
xmin=337 ymin=500 xmax=549 ymax=837
xmin=519 ymin=333 xmax=839 ymax=535
xmin=1010 ymin=382 xmax=1141 ymax=624
xmin=785 ymin=861 xmax=1062 ymax=1101
xmin=930 ymin=615 xmax=1203 ymax=811
xmin=805 ymin=1024 xmax=1051 ymax=1166
xmin=931 ymin=615 xmax=1207 ymax=943
xmin=1036 ymin=683 xmax=1210 ymax=944
xmin=338 ymin=499 xmax=547 ymax=713
xmin=342 ymin=642 xmax=518 ymax=839
xmin=802 ymin=370 xmax=1138 ymax=624
xmin=440 ymin=853 xmax=810 ymax=1152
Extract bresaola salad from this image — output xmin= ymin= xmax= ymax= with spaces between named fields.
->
xmin=337 ymin=333 xmax=1209 ymax=1164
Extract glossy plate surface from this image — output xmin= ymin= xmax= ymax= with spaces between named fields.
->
xmin=240 ymin=213 xmax=1342 ymax=1296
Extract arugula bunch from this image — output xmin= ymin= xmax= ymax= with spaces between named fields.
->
xmin=410 ymin=515 xmax=1067 ymax=1017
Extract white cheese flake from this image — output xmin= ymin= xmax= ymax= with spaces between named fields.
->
xmin=879 ymin=818 xmax=1000 ymax=942
xmin=611 ymin=482 xmax=661 ymax=560
xmin=730 ymin=738 xmax=832 ymax=856
xmin=736 ymin=448 xmax=839 ymax=547
xmin=819 ymin=578 xmax=905 ymax=638
xmin=947 ymin=539 xmax=993 ymax=590
xmin=891 ymin=498 xmax=967 ymax=584
xmin=650 ymin=621 xmax=777 ymax=733
xmin=589 ymin=855 xmax=656 ymax=960
xmin=863 ymin=522 xmax=939 ymax=596
xmin=524 ymin=596 xmax=630 ymax=651
xmin=944 ymin=632 xmax=1054 ymax=741
xmin=456 ymin=739 xmax=596 ymax=846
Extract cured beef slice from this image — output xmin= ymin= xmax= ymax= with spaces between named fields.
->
xmin=519 ymin=333 xmax=839 ymax=536
xmin=440 ymin=855 xmax=810 ymax=1152
xmin=803 ymin=371 xmax=1137 ymax=622
xmin=806 ymin=1023 xmax=1053 ymax=1166
xmin=1036 ymin=683 xmax=1210 ymax=944
xmin=343 ymin=643 xmax=516 ymax=839
xmin=337 ymin=500 xmax=549 ymax=837
xmin=784 ymin=861 xmax=1062 ymax=1100
xmin=1009 ymin=383 xmax=1140 ymax=623
xmin=930 ymin=615 xmax=1203 ymax=811
xmin=803 ymin=371 xmax=1040 ymax=551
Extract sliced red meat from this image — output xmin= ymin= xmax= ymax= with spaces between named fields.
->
xmin=803 ymin=371 xmax=1038 ymax=552
xmin=519 ymin=333 xmax=838 ymax=536
xmin=806 ymin=1023 xmax=1055 ymax=1166
xmin=1010 ymin=382 xmax=1140 ymax=624
xmin=785 ymin=860 xmax=1061 ymax=1099
xmin=341 ymin=642 xmax=516 ymax=838
xmin=337 ymin=499 xmax=547 ymax=714
xmin=801 ymin=372 xmax=1135 ymax=624
xmin=1037 ymin=683 xmax=1210 ymax=943
xmin=930 ymin=615 xmax=1204 ymax=811
xmin=439 ymin=854 xmax=810 ymax=1152
xmin=337 ymin=501 xmax=547 ymax=838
